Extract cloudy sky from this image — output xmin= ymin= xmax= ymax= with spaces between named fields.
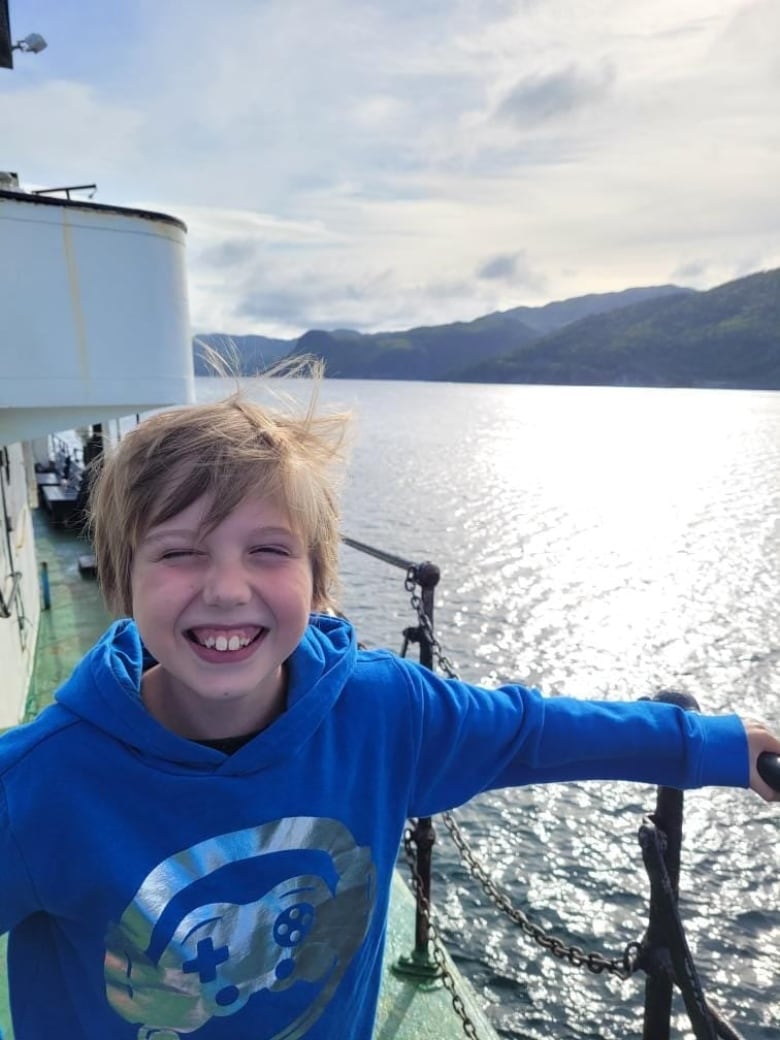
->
xmin=3 ymin=0 xmax=779 ymax=338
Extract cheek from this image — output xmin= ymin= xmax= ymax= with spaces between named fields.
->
xmin=131 ymin=569 xmax=199 ymax=620
xmin=282 ymin=569 xmax=315 ymax=617
xmin=302 ymin=567 xmax=316 ymax=608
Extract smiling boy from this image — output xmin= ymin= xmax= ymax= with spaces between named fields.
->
xmin=133 ymin=493 xmax=313 ymax=740
xmin=0 ymin=387 xmax=778 ymax=1040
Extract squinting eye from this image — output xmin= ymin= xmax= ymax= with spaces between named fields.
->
xmin=160 ymin=549 xmax=201 ymax=560
xmin=251 ymin=546 xmax=291 ymax=557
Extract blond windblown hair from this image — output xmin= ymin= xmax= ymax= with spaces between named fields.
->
xmin=89 ymin=368 xmax=350 ymax=616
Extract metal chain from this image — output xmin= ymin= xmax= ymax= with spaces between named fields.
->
xmin=405 ymin=569 xmax=459 ymax=678
xmin=402 ymin=567 xmax=745 ymax=1035
xmin=401 ymin=823 xmax=482 ymax=1040
xmin=441 ymin=810 xmax=641 ymax=980
xmin=404 ymin=568 xmax=641 ymax=982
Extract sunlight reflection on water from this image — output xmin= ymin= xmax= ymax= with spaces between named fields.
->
xmin=198 ymin=379 xmax=780 ymax=1039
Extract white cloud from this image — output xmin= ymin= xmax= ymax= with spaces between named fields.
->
xmin=0 ymin=80 xmax=144 ymax=186
xmin=4 ymin=0 xmax=779 ymax=335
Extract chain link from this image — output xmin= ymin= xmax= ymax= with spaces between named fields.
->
xmin=405 ymin=569 xmax=459 ymax=678
xmin=401 ymin=824 xmax=482 ymax=1040
xmin=441 ymin=811 xmax=641 ymax=980
xmin=404 ymin=568 xmax=642 ymax=983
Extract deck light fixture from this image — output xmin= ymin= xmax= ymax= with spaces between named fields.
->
xmin=1 ymin=0 xmax=47 ymax=69
xmin=12 ymin=31 xmax=46 ymax=54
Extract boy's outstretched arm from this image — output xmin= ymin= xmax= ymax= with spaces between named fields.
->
xmin=744 ymin=719 xmax=780 ymax=801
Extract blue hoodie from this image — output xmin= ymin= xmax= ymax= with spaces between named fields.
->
xmin=0 ymin=615 xmax=746 ymax=1039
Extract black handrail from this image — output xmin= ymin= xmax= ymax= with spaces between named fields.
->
xmin=341 ymin=535 xmax=414 ymax=572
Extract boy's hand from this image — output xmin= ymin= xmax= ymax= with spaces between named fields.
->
xmin=744 ymin=719 xmax=780 ymax=802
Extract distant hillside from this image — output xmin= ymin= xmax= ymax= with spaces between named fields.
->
xmin=190 ymin=271 xmax=780 ymax=389
xmin=287 ymin=286 xmax=691 ymax=380
xmin=192 ymin=286 xmax=686 ymax=379
xmin=458 ymin=268 xmax=780 ymax=388
xmin=496 ymin=285 xmax=692 ymax=336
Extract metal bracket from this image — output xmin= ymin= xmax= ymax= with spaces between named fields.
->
xmin=0 ymin=571 xmax=20 ymax=619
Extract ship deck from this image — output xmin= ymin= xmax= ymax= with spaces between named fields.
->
xmin=0 ymin=507 xmax=498 ymax=1039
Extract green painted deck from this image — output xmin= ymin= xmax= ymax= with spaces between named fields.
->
xmin=0 ymin=507 xmax=499 ymax=1039
xmin=0 ymin=509 xmax=111 ymax=1039
xmin=21 ymin=510 xmax=112 ymax=724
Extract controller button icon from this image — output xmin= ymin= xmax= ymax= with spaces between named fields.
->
xmin=274 ymin=958 xmax=295 ymax=983
xmin=215 ymin=985 xmax=240 ymax=1007
xmin=273 ymin=903 xmax=315 ymax=948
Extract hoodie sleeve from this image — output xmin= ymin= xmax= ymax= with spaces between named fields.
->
xmin=0 ymin=779 xmax=40 ymax=935
xmin=394 ymin=660 xmax=749 ymax=818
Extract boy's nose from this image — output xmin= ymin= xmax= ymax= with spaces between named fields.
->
xmin=202 ymin=561 xmax=253 ymax=607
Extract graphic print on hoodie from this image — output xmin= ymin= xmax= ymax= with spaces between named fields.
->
xmin=104 ymin=817 xmax=375 ymax=1039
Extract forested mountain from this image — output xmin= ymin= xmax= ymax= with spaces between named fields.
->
xmin=492 ymin=285 xmax=692 ymax=336
xmin=287 ymin=287 xmax=692 ymax=379
xmin=191 ymin=269 xmax=780 ymax=388
xmin=459 ymin=268 xmax=780 ymax=388
xmin=194 ymin=285 xmax=686 ymax=380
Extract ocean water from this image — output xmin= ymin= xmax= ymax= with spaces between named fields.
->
xmin=196 ymin=378 xmax=780 ymax=1039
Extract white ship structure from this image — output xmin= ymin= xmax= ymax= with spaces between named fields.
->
xmin=0 ymin=177 xmax=194 ymax=727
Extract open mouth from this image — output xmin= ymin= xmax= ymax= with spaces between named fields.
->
xmin=186 ymin=627 xmax=264 ymax=653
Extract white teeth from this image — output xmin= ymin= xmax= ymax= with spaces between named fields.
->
xmin=194 ymin=632 xmax=255 ymax=651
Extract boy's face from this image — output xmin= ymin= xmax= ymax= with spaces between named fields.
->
xmin=130 ymin=492 xmax=314 ymax=737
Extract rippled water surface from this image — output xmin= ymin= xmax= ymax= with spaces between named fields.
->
xmin=199 ymin=379 xmax=780 ymax=1039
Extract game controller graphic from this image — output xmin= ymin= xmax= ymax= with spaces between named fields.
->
xmin=104 ymin=817 xmax=375 ymax=1040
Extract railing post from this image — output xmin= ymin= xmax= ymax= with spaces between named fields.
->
xmin=641 ymin=808 xmax=681 ymax=1037
xmin=414 ymin=561 xmax=439 ymax=671
xmin=641 ymin=689 xmax=713 ymax=1040
xmin=411 ymin=562 xmax=439 ymax=961
xmin=393 ymin=561 xmax=443 ymax=983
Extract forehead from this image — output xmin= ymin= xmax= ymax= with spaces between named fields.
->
xmin=141 ymin=492 xmax=298 ymax=540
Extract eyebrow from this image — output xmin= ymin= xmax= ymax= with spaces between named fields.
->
xmin=140 ymin=525 xmax=298 ymax=545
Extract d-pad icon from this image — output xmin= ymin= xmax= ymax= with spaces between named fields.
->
xmin=183 ymin=938 xmax=229 ymax=983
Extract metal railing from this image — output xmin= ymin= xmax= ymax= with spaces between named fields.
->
xmin=342 ymin=536 xmax=442 ymax=979
xmin=341 ymin=533 xmax=780 ymax=1040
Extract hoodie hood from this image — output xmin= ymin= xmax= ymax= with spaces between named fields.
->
xmin=55 ymin=614 xmax=357 ymax=775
